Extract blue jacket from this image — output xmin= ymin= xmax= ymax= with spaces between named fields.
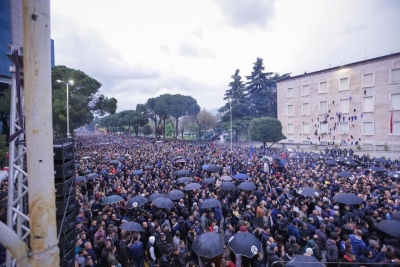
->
xmin=287 ymin=224 xmax=301 ymax=244
xmin=129 ymin=242 xmax=144 ymax=260
xmin=349 ymin=234 xmax=366 ymax=259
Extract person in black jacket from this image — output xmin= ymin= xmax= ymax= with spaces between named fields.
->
xmin=326 ymin=233 xmax=339 ymax=267
xmin=160 ymin=247 xmax=174 ymax=267
xmin=267 ymin=243 xmax=282 ymax=267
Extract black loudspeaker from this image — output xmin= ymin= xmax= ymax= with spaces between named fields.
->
xmin=53 ymin=140 xmax=74 ymax=161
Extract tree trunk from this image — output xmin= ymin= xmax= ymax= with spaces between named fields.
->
xmin=175 ymin=117 xmax=179 ymax=138
xmin=163 ymin=118 xmax=166 ymax=139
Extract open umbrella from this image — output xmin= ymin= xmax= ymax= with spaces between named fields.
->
xmin=116 ymin=156 xmax=125 ymax=162
xmin=148 ymin=192 xmax=163 ymax=203
xmin=166 ymin=189 xmax=185 ymax=200
xmin=144 ymin=165 xmax=153 ymax=170
xmin=109 ymin=160 xmax=119 ymax=165
xmin=82 ymin=170 xmax=92 ymax=175
xmin=391 ymin=211 xmax=400 ymax=221
xmin=125 ymin=196 xmax=147 ymax=209
xmin=176 ymin=169 xmax=189 ymax=176
xmin=337 ymin=171 xmax=354 ymax=178
xmin=203 ymin=178 xmax=215 ymax=185
xmin=237 ymin=181 xmax=256 ymax=191
xmin=86 ymin=173 xmax=98 ymax=180
xmin=81 ymin=156 xmax=90 ymax=160
xmin=227 ymin=232 xmax=262 ymax=258
xmin=192 ymin=232 xmax=224 ymax=258
xmin=345 ymin=161 xmax=357 ymax=166
xmin=388 ymin=171 xmax=400 ymax=179
xmin=337 ymin=157 xmax=354 ymax=162
xmin=199 ymin=198 xmax=221 ymax=209
xmin=333 ymin=193 xmax=363 ymax=205
xmin=119 ymin=221 xmax=145 ymax=232
xmin=75 ymin=176 xmax=86 ymax=182
xmin=378 ymin=220 xmax=400 ymax=238
xmin=102 ymin=195 xmax=124 ymax=205
xmin=152 ymin=197 xmax=174 ymax=210
xmin=202 ymin=164 xmax=210 ymax=170
xmin=298 ymin=187 xmax=320 ymax=197
xmin=375 ymin=158 xmax=387 ymax=163
xmin=207 ymin=165 xmax=221 ymax=173
xmin=221 ymin=175 xmax=233 ymax=181
xmin=184 ymin=183 xmax=202 ymax=191
xmin=220 ymin=182 xmax=236 ymax=191
xmin=234 ymin=173 xmax=248 ymax=179
xmin=368 ymin=166 xmax=385 ymax=172
xmin=271 ymin=155 xmax=281 ymax=160
xmin=325 ymin=160 xmax=337 ymax=166
xmin=133 ymin=170 xmax=144 ymax=175
xmin=177 ymin=177 xmax=191 ymax=184
xmin=285 ymin=255 xmax=324 ymax=267
xmin=175 ymin=158 xmax=187 ymax=163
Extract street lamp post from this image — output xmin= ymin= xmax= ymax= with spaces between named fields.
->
xmin=229 ymin=98 xmax=233 ymax=151
xmin=57 ymin=79 xmax=74 ymax=138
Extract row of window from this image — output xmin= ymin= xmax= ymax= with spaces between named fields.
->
xmin=287 ymin=93 xmax=400 ymax=116
xmin=286 ymin=69 xmax=400 ymax=98
xmin=287 ymin=121 xmax=400 ymax=135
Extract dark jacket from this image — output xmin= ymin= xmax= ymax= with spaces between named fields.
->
xmin=315 ymin=229 xmax=327 ymax=251
xmin=129 ymin=241 xmax=144 ymax=261
xmin=160 ymin=254 xmax=174 ymax=267
xmin=267 ymin=249 xmax=282 ymax=267
xmin=326 ymin=239 xmax=339 ymax=263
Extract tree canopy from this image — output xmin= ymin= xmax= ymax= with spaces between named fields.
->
xmin=52 ymin=65 xmax=117 ymax=137
xmin=249 ymin=116 xmax=286 ymax=148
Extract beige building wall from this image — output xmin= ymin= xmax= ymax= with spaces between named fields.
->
xmin=277 ymin=53 xmax=400 ymax=146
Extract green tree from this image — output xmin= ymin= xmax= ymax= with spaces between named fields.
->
xmin=196 ymin=109 xmax=218 ymax=138
xmin=169 ymin=95 xmax=200 ymax=137
xmin=52 ymin=65 xmax=117 ymax=137
xmin=141 ymin=124 xmax=153 ymax=136
xmin=0 ymin=88 xmax=11 ymax=139
xmin=0 ymin=134 xmax=8 ymax=162
xmin=249 ymin=117 xmax=286 ymax=148
xmin=246 ymin=58 xmax=290 ymax=118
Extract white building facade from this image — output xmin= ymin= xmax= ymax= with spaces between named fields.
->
xmin=277 ymin=53 xmax=400 ymax=146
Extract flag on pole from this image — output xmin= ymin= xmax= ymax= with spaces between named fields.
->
xmin=390 ymin=112 xmax=393 ymax=134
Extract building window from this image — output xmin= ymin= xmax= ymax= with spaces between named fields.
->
xmin=391 ymin=94 xmax=400 ymax=110
xmin=363 ymin=122 xmax=374 ymax=135
xmin=302 ymin=103 xmax=310 ymax=116
xmin=287 ymin=88 xmax=294 ymax=98
xmin=362 ymin=73 xmax=374 ymax=87
xmin=393 ymin=121 xmax=400 ymax=135
xmin=320 ymin=122 xmax=328 ymax=134
xmin=303 ymin=123 xmax=310 ymax=134
xmin=340 ymin=99 xmax=349 ymax=113
xmin=390 ymin=68 xmax=400 ymax=83
xmin=339 ymin=122 xmax=349 ymax=134
xmin=363 ymin=96 xmax=374 ymax=112
xmin=302 ymin=85 xmax=310 ymax=96
xmin=319 ymin=81 xmax=328 ymax=94
xmin=287 ymin=105 xmax=294 ymax=116
xmin=287 ymin=124 xmax=294 ymax=134
xmin=339 ymin=77 xmax=349 ymax=91
xmin=320 ymin=101 xmax=328 ymax=114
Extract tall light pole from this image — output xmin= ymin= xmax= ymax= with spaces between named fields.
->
xmin=229 ymin=98 xmax=233 ymax=151
xmin=57 ymin=79 xmax=74 ymax=138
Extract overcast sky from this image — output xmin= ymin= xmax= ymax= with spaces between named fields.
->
xmin=51 ymin=0 xmax=400 ymax=112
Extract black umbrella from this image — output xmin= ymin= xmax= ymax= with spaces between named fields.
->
xmin=325 ymin=160 xmax=337 ymax=166
xmin=152 ymin=197 xmax=174 ymax=210
xmin=337 ymin=171 xmax=354 ymax=178
xmin=221 ymin=181 xmax=236 ymax=191
xmin=166 ymin=189 xmax=185 ymax=200
xmin=192 ymin=232 xmax=224 ymax=258
xmin=184 ymin=183 xmax=202 ymax=191
xmin=285 ymin=255 xmax=324 ymax=267
xmin=199 ymin=198 xmax=221 ymax=209
xmin=221 ymin=175 xmax=233 ymax=181
xmin=369 ymin=166 xmax=385 ymax=172
xmin=116 ymin=156 xmax=125 ymax=162
xmin=125 ymin=196 xmax=147 ymax=209
xmin=82 ymin=169 xmax=92 ymax=174
xmin=203 ymin=178 xmax=215 ymax=185
xmin=345 ymin=161 xmax=357 ymax=166
xmin=237 ymin=181 xmax=256 ymax=191
xmin=133 ymin=170 xmax=144 ymax=175
xmin=375 ymin=158 xmax=387 ymax=163
xmin=102 ymin=195 xmax=124 ymax=205
xmin=177 ymin=177 xmax=191 ymax=184
xmin=271 ymin=155 xmax=281 ymax=160
xmin=388 ymin=171 xmax=400 ymax=179
xmin=233 ymin=173 xmax=248 ymax=179
xmin=207 ymin=165 xmax=221 ymax=173
xmin=75 ymin=176 xmax=86 ymax=182
xmin=147 ymin=192 xmax=163 ymax=203
xmin=144 ymin=165 xmax=153 ymax=170
xmin=109 ymin=160 xmax=119 ymax=165
xmin=176 ymin=169 xmax=189 ymax=176
xmin=298 ymin=187 xmax=320 ymax=197
xmin=86 ymin=173 xmax=99 ymax=180
xmin=337 ymin=157 xmax=354 ymax=162
xmin=227 ymin=232 xmax=262 ymax=258
xmin=333 ymin=193 xmax=363 ymax=205
xmin=391 ymin=211 xmax=400 ymax=221
xmin=378 ymin=220 xmax=400 ymax=238
xmin=119 ymin=221 xmax=145 ymax=232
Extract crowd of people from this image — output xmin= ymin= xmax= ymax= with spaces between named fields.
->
xmin=1 ymin=134 xmax=400 ymax=267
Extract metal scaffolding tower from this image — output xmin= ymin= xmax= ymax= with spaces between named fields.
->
xmin=6 ymin=46 xmax=29 ymax=267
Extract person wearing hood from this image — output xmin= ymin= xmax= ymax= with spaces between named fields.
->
xmin=267 ymin=243 xmax=282 ymax=267
xmin=326 ymin=232 xmax=339 ymax=267
xmin=339 ymin=242 xmax=356 ymax=267
xmin=147 ymin=236 xmax=156 ymax=267
xmin=349 ymin=229 xmax=366 ymax=260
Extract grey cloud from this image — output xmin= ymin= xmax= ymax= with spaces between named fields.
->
xmin=159 ymin=45 xmax=171 ymax=53
xmin=178 ymin=42 xmax=216 ymax=59
xmin=215 ymin=0 xmax=276 ymax=29
xmin=341 ymin=22 xmax=367 ymax=34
